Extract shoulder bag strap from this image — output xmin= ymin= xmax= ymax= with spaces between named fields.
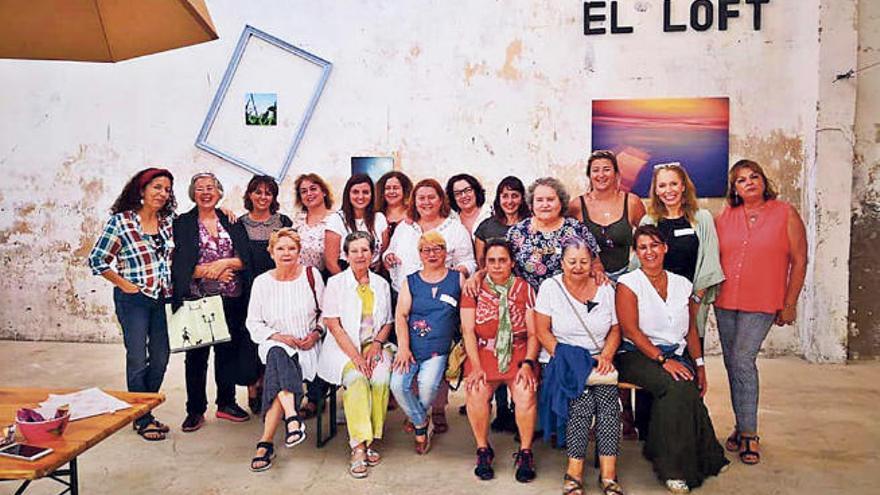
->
xmin=305 ymin=266 xmax=321 ymax=320
xmin=552 ymin=278 xmax=602 ymax=351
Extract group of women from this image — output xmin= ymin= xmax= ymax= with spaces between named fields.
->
xmin=88 ymin=152 xmax=807 ymax=494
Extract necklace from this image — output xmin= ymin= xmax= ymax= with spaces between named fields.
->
xmin=744 ymin=202 xmax=767 ymax=223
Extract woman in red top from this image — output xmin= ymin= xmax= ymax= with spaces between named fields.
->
xmin=461 ymin=239 xmax=539 ymax=483
xmin=714 ymin=160 xmax=807 ymax=466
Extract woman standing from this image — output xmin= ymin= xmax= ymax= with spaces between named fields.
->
xmin=375 ymin=170 xmax=413 ymax=244
xmin=88 ymin=167 xmax=176 ymax=441
xmin=318 ymin=232 xmax=395 ymax=478
xmin=462 ymin=239 xmax=538 ymax=482
xmin=325 ymin=174 xmax=387 ymax=275
xmin=714 ymin=160 xmax=807 ymax=466
xmin=535 ymin=238 xmax=624 ymax=495
xmin=245 ymin=229 xmax=323 ymax=471
xmin=390 ymin=232 xmax=463 ymax=455
xmin=474 ymin=176 xmax=531 ymax=268
xmin=291 ymin=173 xmax=334 ymax=277
xmin=446 ymin=173 xmax=491 ymax=236
xmin=239 ymin=175 xmax=293 ymax=415
xmin=172 ymin=172 xmax=252 ymax=432
xmin=384 ymin=178 xmax=476 ymax=431
xmin=616 ymin=225 xmax=728 ymax=494
xmin=568 ymin=150 xmax=645 ymax=280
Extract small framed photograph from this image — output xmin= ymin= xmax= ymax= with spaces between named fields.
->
xmin=196 ymin=25 xmax=332 ymax=181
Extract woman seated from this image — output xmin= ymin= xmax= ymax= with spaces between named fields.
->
xmin=616 ymin=225 xmax=728 ymax=494
xmin=245 ymin=229 xmax=323 ymax=471
xmin=536 ymin=237 xmax=624 ymax=495
xmin=390 ymin=231 xmax=463 ymax=454
xmin=317 ymin=232 xmax=395 ymax=479
xmin=461 ymin=239 xmax=538 ymax=482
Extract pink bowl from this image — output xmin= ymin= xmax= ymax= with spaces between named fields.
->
xmin=16 ymin=413 xmax=70 ymax=443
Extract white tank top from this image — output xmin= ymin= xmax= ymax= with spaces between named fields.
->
xmin=617 ymin=269 xmax=692 ymax=354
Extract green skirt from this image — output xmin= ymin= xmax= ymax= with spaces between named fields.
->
xmin=617 ymin=351 xmax=729 ymax=488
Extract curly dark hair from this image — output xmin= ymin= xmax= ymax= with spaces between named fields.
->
xmin=445 ymin=173 xmax=486 ymax=212
xmin=375 ymin=170 xmax=414 ymax=213
xmin=243 ymin=175 xmax=280 ymax=214
xmin=111 ymin=168 xmax=176 ymax=217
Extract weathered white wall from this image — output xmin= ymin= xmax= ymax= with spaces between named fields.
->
xmin=0 ymin=0 xmax=850 ymax=360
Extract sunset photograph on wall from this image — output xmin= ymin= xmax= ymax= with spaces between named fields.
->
xmin=591 ymin=97 xmax=730 ymax=197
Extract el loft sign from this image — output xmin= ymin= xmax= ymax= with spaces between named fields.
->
xmin=584 ymin=0 xmax=772 ymax=35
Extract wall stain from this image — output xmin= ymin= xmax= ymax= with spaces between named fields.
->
xmin=464 ymin=61 xmax=488 ymax=86
xmin=729 ymin=130 xmax=805 ymax=204
xmin=497 ymin=39 xmax=523 ymax=81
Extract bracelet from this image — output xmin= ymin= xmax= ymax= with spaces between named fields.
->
xmin=656 ymin=353 xmax=668 ymax=365
xmin=694 ymin=357 xmax=705 ymax=367
xmin=519 ymin=359 xmax=536 ymax=369
xmin=372 ymin=338 xmax=385 ymax=346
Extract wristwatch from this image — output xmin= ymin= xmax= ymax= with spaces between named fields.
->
xmin=519 ymin=359 xmax=536 ymax=369
xmin=694 ymin=357 xmax=705 ymax=367
xmin=656 ymin=353 xmax=668 ymax=365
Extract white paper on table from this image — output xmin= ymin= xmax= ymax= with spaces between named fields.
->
xmin=35 ymin=387 xmax=131 ymax=421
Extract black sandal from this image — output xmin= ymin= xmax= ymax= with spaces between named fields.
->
xmin=250 ymin=442 xmax=275 ymax=472
xmin=739 ymin=435 xmax=761 ymax=465
xmin=284 ymin=415 xmax=307 ymax=448
xmin=135 ymin=422 xmax=166 ymax=442
xmin=563 ymin=473 xmax=584 ymax=495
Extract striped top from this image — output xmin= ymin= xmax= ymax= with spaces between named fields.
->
xmin=88 ymin=210 xmax=174 ymax=299
xmin=245 ymin=267 xmax=324 ymax=380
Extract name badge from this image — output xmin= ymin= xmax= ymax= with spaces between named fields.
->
xmin=439 ymin=294 xmax=458 ymax=307
xmin=674 ymin=228 xmax=695 ymax=237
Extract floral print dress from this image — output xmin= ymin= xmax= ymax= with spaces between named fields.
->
xmin=506 ymin=217 xmax=600 ymax=291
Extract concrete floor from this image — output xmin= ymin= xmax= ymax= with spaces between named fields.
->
xmin=1 ymin=341 xmax=878 ymax=495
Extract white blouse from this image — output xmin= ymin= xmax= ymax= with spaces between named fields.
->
xmin=617 ymin=269 xmax=692 ymax=355
xmin=245 ymin=267 xmax=324 ymax=380
xmin=382 ymin=216 xmax=477 ymax=292
xmin=316 ymin=268 xmax=394 ymax=385
xmin=535 ymin=274 xmax=617 ymax=357
xmin=325 ymin=210 xmax=388 ymax=265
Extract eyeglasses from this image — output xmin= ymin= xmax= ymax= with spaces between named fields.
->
xmin=419 ymin=246 xmax=445 ymax=254
xmin=653 ymin=162 xmax=683 ymax=170
xmin=453 ymin=186 xmax=474 ymax=197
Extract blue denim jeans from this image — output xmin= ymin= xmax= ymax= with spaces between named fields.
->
xmin=390 ymin=353 xmax=448 ymax=427
xmin=113 ymin=288 xmax=170 ymax=427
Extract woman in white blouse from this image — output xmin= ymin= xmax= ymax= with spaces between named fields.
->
xmin=615 ymin=225 xmax=727 ymax=494
xmin=318 ymin=231 xmax=395 ymax=479
xmin=383 ymin=177 xmax=476 ymax=431
xmin=535 ymin=237 xmax=624 ymax=495
xmin=245 ymin=228 xmax=324 ymax=472
xmin=325 ymin=174 xmax=388 ymax=275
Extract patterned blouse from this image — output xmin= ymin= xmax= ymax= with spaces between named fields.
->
xmin=506 ymin=217 xmax=600 ymax=291
xmin=291 ymin=210 xmax=328 ymax=271
xmin=189 ymin=220 xmax=242 ymax=298
xmin=88 ymin=210 xmax=175 ymax=299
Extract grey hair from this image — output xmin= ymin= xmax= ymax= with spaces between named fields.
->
xmin=561 ymin=236 xmax=594 ymax=257
xmin=343 ymin=230 xmax=375 ymax=255
xmin=527 ymin=177 xmax=569 ymax=217
xmin=188 ymin=172 xmax=224 ymax=201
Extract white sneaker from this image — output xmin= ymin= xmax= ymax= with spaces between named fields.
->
xmin=665 ymin=479 xmax=690 ymax=494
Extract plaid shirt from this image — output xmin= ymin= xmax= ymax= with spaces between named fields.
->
xmin=88 ymin=210 xmax=175 ymax=299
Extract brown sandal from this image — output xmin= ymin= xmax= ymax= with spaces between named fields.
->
xmin=563 ymin=473 xmax=584 ymax=495
xmin=414 ymin=422 xmax=434 ymax=455
xmin=739 ymin=435 xmax=761 ymax=465
xmin=725 ymin=430 xmax=741 ymax=452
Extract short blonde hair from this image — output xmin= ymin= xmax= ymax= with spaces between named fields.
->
xmin=268 ymin=228 xmax=301 ymax=253
xmin=418 ymin=231 xmax=446 ymax=250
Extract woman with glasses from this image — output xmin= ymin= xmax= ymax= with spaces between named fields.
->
xmin=88 ymin=168 xmax=177 ymax=441
xmin=239 ymin=175 xmax=293 ymax=415
xmin=325 ymin=174 xmax=388 ymax=275
xmin=384 ymin=178 xmax=476 ymax=432
xmin=172 ymin=172 xmax=252 ymax=432
xmin=390 ymin=231 xmax=464 ymax=454
xmin=446 ymin=173 xmax=491 ymax=237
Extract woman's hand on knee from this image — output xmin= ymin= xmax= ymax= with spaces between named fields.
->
xmin=464 ymin=367 xmax=487 ymax=393
xmin=515 ymin=364 xmax=538 ymax=393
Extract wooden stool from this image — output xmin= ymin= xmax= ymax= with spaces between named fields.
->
xmin=315 ymin=384 xmax=339 ymax=448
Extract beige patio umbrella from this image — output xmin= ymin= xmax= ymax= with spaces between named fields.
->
xmin=0 ymin=0 xmax=219 ymax=62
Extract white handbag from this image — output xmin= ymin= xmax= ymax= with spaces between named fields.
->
xmin=165 ymin=296 xmax=231 ymax=353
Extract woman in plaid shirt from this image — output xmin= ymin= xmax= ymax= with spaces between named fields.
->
xmin=88 ymin=167 xmax=177 ymax=441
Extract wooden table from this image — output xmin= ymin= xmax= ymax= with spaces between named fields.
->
xmin=0 ymin=388 xmax=164 ymax=495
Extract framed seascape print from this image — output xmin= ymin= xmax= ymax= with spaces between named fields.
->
xmin=591 ymin=97 xmax=730 ymax=197
xmin=351 ymin=156 xmax=394 ymax=184
xmin=196 ymin=25 xmax=332 ymax=181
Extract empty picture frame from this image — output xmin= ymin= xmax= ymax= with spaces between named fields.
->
xmin=196 ymin=25 xmax=332 ymax=181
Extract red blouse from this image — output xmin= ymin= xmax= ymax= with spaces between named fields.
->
xmin=714 ymin=199 xmax=791 ymax=314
